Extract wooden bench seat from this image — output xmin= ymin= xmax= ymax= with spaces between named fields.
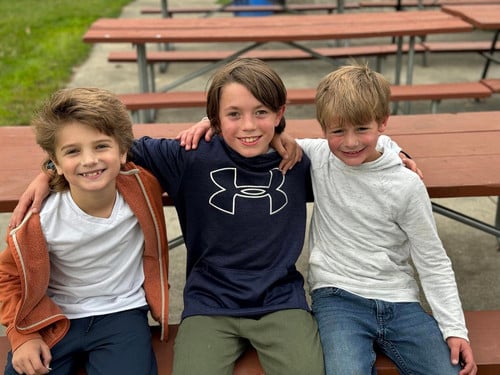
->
xmin=118 ymin=81 xmax=493 ymax=121
xmin=390 ymin=81 xmax=492 ymax=112
xmin=108 ymin=44 xmax=423 ymax=64
xmin=0 ymin=310 xmax=498 ymax=374
xmin=140 ymin=3 xmax=360 ymax=16
xmin=480 ymin=78 xmax=500 ymax=92
xmin=107 ymin=41 xmax=497 ymax=77
xmin=423 ymin=40 xmax=500 ymax=53
xmin=108 ymin=43 xmax=424 ymax=90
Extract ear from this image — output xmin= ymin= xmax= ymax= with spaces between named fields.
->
xmin=120 ymin=152 xmax=127 ymax=165
xmin=275 ymin=105 xmax=286 ymax=125
xmin=52 ymin=161 xmax=64 ymax=176
xmin=378 ymin=115 xmax=389 ymax=133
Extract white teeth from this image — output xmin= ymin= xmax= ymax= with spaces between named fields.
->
xmin=241 ymin=137 xmax=258 ymax=143
xmin=82 ymin=171 xmax=101 ymax=177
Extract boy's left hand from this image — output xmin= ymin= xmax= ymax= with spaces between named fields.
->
xmin=447 ymin=337 xmax=477 ymax=375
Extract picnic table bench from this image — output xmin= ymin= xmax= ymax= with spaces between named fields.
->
xmin=0 ymin=310 xmax=499 ymax=374
xmin=107 ymin=43 xmax=426 ymax=90
xmin=116 ymin=80 xmax=493 ymax=121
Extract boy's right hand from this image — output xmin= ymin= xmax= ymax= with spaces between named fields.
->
xmin=12 ymin=338 xmax=52 ymax=375
xmin=9 ymin=172 xmax=51 ymax=229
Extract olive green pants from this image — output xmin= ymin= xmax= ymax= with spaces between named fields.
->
xmin=172 ymin=309 xmax=325 ymax=375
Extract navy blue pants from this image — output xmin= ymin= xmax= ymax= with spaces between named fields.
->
xmin=5 ymin=307 xmax=157 ymax=375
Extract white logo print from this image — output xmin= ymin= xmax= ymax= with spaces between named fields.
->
xmin=209 ymin=168 xmax=288 ymax=215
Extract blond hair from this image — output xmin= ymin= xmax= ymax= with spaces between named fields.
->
xmin=315 ymin=64 xmax=391 ymax=132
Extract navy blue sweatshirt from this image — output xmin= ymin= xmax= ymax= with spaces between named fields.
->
xmin=132 ymin=136 xmax=312 ymax=319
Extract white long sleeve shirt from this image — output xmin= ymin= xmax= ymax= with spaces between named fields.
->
xmin=298 ymin=136 xmax=468 ymax=341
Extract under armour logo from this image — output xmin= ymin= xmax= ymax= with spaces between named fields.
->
xmin=209 ymin=168 xmax=288 ymax=215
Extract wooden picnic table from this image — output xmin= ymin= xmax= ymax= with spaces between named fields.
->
xmin=1 ymin=111 xmax=499 ymax=240
xmin=441 ymin=4 xmax=500 ymax=78
xmin=83 ymin=9 xmax=472 ymax=121
xmin=149 ymin=0 xmax=356 ymax=17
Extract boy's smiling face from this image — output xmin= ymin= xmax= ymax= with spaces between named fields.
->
xmin=324 ymin=118 xmax=388 ymax=166
xmin=53 ymin=121 xmax=126 ymax=200
xmin=218 ymin=82 xmax=284 ymax=158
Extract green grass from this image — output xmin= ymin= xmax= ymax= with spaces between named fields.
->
xmin=0 ymin=0 xmax=133 ymax=126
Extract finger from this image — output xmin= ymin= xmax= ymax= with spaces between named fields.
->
xmin=274 ymin=140 xmax=289 ymax=160
xmin=459 ymin=351 xmax=477 ymax=375
xmin=205 ymin=128 xmax=215 ymax=142
xmin=15 ymin=359 xmax=35 ymax=375
xmin=184 ymin=133 xmax=194 ymax=151
xmin=31 ymin=197 xmax=43 ymax=215
xmin=294 ymin=147 xmax=303 ymax=163
xmin=450 ymin=345 xmax=460 ymax=366
xmin=174 ymin=131 xmax=183 ymax=140
xmin=417 ymin=167 xmax=424 ymax=180
xmin=279 ymin=158 xmax=293 ymax=174
xmin=9 ymin=200 xmax=31 ymax=228
xmin=40 ymin=346 xmax=52 ymax=371
xmin=459 ymin=361 xmax=476 ymax=375
xmin=176 ymin=132 xmax=186 ymax=146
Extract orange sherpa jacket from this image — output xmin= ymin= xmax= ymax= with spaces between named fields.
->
xmin=0 ymin=163 xmax=169 ymax=352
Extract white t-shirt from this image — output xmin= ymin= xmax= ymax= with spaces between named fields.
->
xmin=40 ymin=191 xmax=147 ymax=319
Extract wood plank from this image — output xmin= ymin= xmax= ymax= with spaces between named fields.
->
xmin=481 ymin=78 xmax=500 ymax=92
xmin=91 ymin=11 xmax=459 ymax=30
xmin=442 ymin=4 xmax=500 ymax=29
xmin=83 ymin=11 xmax=472 ymax=44
xmin=108 ymin=44 xmax=423 ymax=64
xmin=390 ymin=81 xmax=491 ymax=100
xmin=423 ymin=40 xmax=499 ymax=52
xmin=2 ymin=112 xmax=499 ymax=211
xmin=116 ymin=82 xmax=493 ymax=111
xmin=0 ymin=310 xmax=498 ymax=374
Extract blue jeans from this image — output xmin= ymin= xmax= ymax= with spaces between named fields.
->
xmin=5 ymin=307 xmax=157 ymax=375
xmin=311 ymin=287 xmax=461 ymax=375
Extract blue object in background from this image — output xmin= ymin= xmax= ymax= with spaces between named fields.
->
xmin=233 ymin=0 xmax=274 ymax=16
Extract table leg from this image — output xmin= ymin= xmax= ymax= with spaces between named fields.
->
xmin=160 ymin=0 xmax=168 ymax=18
xmin=404 ymin=36 xmax=416 ymax=114
xmin=481 ymin=30 xmax=499 ymax=79
xmin=496 ymin=197 xmax=500 ymax=248
xmin=392 ymin=36 xmax=404 ymax=114
xmin=158 ymin=0 xmax=171 ymax=74
xmin=136 ymin=44 xmax=153 ymax=123
xmin=337 ymin=0 xmax=345 ymax=14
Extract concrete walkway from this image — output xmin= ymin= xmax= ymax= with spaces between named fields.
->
xmin=1 ymin=0 xmax=499 ymax=333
